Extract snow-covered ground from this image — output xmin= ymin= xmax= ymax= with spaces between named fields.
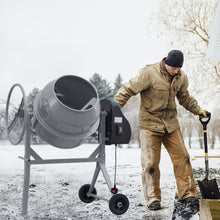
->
xmin=0 ymin=141 xmax=220 ymax=219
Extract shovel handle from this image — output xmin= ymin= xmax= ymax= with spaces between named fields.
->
xmin=199 ymin=111 xmax=211 ymax=130
xmin=199 ymin=112 xmax=211 ymax=178
xmin=200 ymin=112 xmax=211 ymax=154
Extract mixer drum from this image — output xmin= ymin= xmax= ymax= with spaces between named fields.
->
xmin=32 ymin=75 xmax=100 ymax=148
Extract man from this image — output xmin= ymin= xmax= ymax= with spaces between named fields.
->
xmin=114 ymin=50 xmax=208 ymax=210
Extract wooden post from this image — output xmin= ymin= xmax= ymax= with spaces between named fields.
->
xmin=200 ymin=199 xmax=220 ymax=220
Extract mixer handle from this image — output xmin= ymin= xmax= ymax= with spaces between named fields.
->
xmin=5 ymin=84 xmax=29 ymax=145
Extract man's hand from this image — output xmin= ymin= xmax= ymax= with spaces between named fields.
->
xmin=197 ymin=109 xmax=208 ymax=118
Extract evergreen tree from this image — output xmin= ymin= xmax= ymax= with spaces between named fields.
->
xmin=0 ymin=106 xmax=6 ymax=139
xmin=89 ymin=73 xmax=113 ymax=100
xmin=27 ymin=87 xmax=39 ymax=115
xmin=27 ymin=87 xmax=43 ymax=144
xmin=88 ymin=73 xmax=114 ymax=142
xmin=113 ymin=73 xmax=123 ymax=95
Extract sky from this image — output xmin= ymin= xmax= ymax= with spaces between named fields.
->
xmin=0 ymin=0 xmax=166 ymax=100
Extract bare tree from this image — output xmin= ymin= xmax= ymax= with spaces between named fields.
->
xmin=153 ymin=0 xmax=219 ymax=97
xmin=122 ymin=95 xmax=140 ymax=147
xmin=195 ymin=118 xmax=204 ymax=150
xmin=209 ymin=121 xmax=216 ymax=149
xmin=177 ymin=104 xmax=197 ymax=148
xmin=208 ymin=108 xmax=220 ymax=149
xmin=186 ymin=118 xmax=193 ymax=149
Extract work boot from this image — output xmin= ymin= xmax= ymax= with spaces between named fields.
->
xmin=148 ymin=201 xmax=161 ymax=210
xmin=174 ymin=197 xmax=199 ymax=219
xmin=183 ymin=196 xmax=199 ymax=205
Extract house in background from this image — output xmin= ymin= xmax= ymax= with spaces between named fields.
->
xmin=207 ymin=0 xmax=220 ymax=62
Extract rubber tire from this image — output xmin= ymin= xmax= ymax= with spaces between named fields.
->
xmin=78 ymin=184 xmax=97 ymax=203
xmin=109 ymin=193 xmax=129 ymax=215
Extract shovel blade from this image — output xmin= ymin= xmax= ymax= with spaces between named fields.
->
xmin=198 ymin=178 xmax=220 ymax=199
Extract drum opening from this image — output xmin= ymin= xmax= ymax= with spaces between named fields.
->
xmin=54 ymin=76 xmax=98 ymax=110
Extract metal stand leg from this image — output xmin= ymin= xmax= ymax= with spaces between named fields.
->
xmin=98 ymin=112 xmax=113 ymax=192
xmin=99 ymin=163 xmax=113 ymax=192
xmin=88 ymin=162 xmax=113 ymax=194
xmin=88 ymin=163 xmax=101 ymax=194
xmin=22 ymin=160 xmax=30 ymax=215
xmin=21 ymin=117 xmax=31 ymax=216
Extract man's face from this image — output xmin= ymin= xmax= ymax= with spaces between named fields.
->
xmin=165 ymin=64 xmax=181 ymax=76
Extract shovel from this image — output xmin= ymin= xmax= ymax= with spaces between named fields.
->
xmin=197 ymin=112 xmax=220 ymax=199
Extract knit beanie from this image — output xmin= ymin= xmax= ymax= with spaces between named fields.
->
xmin=164 ymin=50 xmax=184 ymax=67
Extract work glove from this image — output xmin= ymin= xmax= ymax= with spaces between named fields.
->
xmin=197 ymin=109 xmax=208 ymax=118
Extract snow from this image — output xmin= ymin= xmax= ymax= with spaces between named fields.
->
xmin=0 ymin=142 xmax=220 ymax=219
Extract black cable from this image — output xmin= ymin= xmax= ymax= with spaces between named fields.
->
xmin=114 ymin=144 xmax=117 ymax=188
xmin=111 ymin=144 xmax=118 ymax=194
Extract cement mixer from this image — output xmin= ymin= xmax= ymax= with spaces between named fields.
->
xmin=32 ymin=75 xmax=100 ymax=148
xmin=5 ymin=75 xmax=131 ymax=216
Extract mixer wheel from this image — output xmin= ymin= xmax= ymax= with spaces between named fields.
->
xmin=78 ymin=184 xmax=97 ymax=203
xmin=109 ymin=193 xmax=129 ymax=215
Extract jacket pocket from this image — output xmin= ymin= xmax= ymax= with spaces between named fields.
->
xmin=152 ymin=84 xmax=169 ymax=98
xmin=151 ymin=83 xmax=169 ymax=109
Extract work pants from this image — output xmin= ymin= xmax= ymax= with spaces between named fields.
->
xmin=140 ymin=129 xmax=197 ymax=206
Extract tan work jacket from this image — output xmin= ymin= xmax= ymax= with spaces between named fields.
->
xmin=114 ymin=59 xmax=201 ymax=133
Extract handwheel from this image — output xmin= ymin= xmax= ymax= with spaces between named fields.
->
xmin=5 ymin=84 xmax=28 ymax=145
xmin=78 ymin=184 xmax=97 ymax=203
xmin=109 ymin=194 xmax=129 ymax=215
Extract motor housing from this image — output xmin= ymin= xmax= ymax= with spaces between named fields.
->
xmin=100 ymin=99 xmax=131 ymax=145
